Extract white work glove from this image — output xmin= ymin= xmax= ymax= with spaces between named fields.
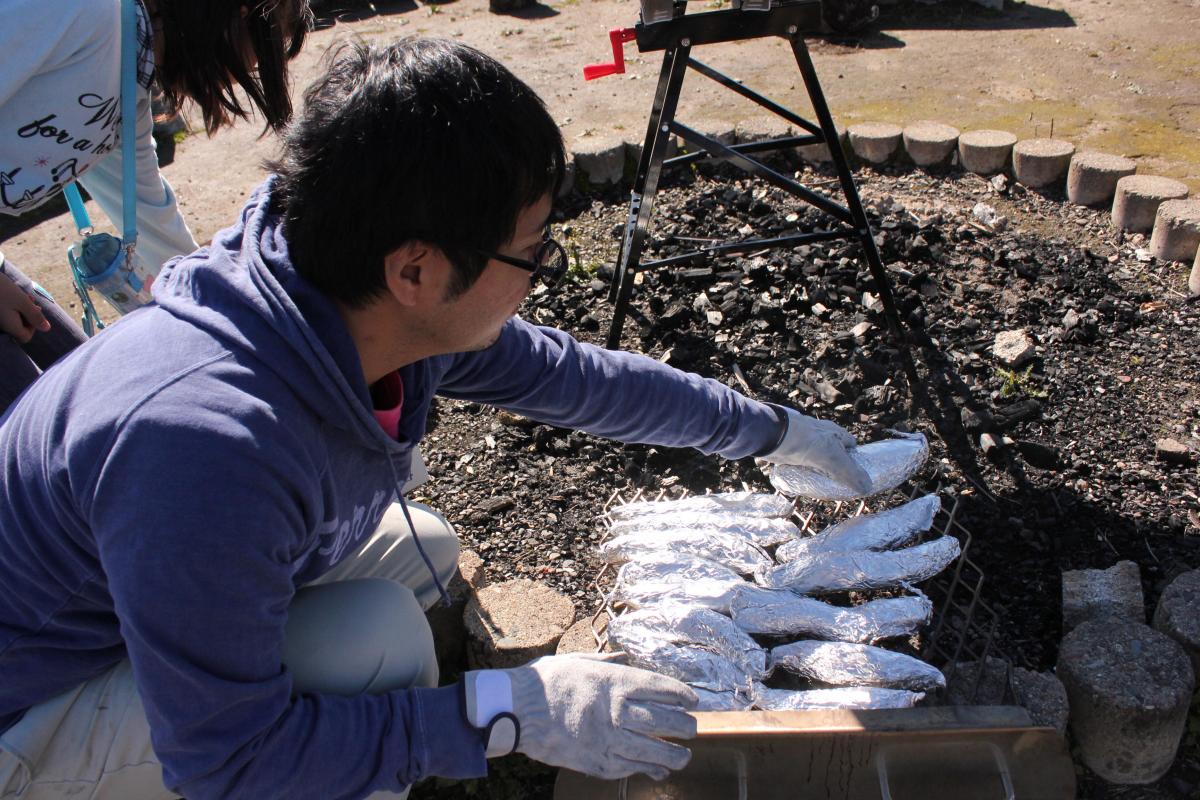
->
xmin=463 ymin=654 xmax=698 ymax=781
xmin=762 ymin=407 xmax=871 ymax=494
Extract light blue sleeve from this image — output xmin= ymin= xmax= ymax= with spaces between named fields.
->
xmin=76 ymin=82 xmax=197 ymax=280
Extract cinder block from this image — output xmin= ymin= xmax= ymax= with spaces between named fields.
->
xmin=1190 ymin=245 xmax=1200 ymax=295
xmin=958 ymin=129 xmax=1017 ymax=175
xmin=573 ymin=134 xmax=629 ymax=187
xmin=1012 ymin=138 xmax=1075 ymax=189
xmin=796 ymin=123 xmax=846 ymax=163
xmin=847 ymin=122 xmax=902 ymax=165
xmin=1111 ymin=175 xmax=1189 ymax=233
xmin=465 ymin=578 xmax=575 ymax=669
xmin=1066 ymin=152 xmax=1137 ymax=207
xmin=1062 ymin=560 xmax=1145 ymax=632
xmin=902 ymin=121 xmax=960 ymax=167
xmin=1148 ymin=198 xmax=1200 ymax=262
xmin=1058 ymin=619 xmax=1195 ymax=784
xmin=1153 ymin=569 xmax=1200 ymax=676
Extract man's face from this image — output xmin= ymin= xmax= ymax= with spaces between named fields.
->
xmin=435 ymin=193 xmax=553 ymax=352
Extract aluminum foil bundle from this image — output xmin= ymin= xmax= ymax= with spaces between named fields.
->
xmin=609 ymin=492 xmax=794 ymax=522
xmin=611 ymin=638 xmax=756 ymax=693
xmin=729 ymin=587 xmax=933 ymax=642
xmin=758 ymin=535 xmax=961 ymax=594
xmin=610 ymin=512 xmax=800 ymax=547
xmin=770 ymin=431 xmax=929 ymax=500
xmin=610 ymin=553 xmax=747 ymax=612
xmin=769 ymin=640 xmax=947 ymax=692
xmin=776 ymin=494 xmax=940 ymax=563
xmin=607 ymin=603 xmax=768 ymax=681
xmin=694 ymin=687 xmax=755 ymax=712
xmin=599 ymin=528 xmax=772 ymax=575
xmin=752 ymin=684 xmax=925 ymax=711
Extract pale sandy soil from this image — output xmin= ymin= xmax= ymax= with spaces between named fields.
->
xmin=4 ymin=0 xmax=1198 ymax=313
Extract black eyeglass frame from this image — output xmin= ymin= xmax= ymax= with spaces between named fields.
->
xmin=478 ymin=235 xmax=569 ymax=287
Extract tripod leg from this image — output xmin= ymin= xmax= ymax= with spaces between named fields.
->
xmin=606 ymin=41 xmax=691 ymax=350
xmin=789 ymin=34 xmax=926 ymax=410
xmin=608 ymin=51 xmax=679 ymax=306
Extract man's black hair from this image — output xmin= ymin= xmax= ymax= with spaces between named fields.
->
xmin=269 ymin=38 xmax=567 ymax=307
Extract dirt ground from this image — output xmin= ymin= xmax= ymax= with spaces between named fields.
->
xmin=4 ymin=0 xmax=1200 ymax=310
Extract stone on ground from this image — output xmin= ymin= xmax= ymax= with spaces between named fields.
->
xmin=1011 ymin=667 xmax=1070 ymax=735
xmin=557 ymin=159 xmax=576 ymax=199
xmin=796 ymin=123 xmax=846 ymax=163
xmin=1148 ymin=198 xmax=1200 ymax=262
xmin=1066 ymin=152 xmax=1137 ymax=207
xmin=902 ymin=121 xmax=960 ymax=167
xmin=426 ymin=549 xmax=488 ymax=676
xmin=1155 ymin=437 xmax=1196 ymax=466
xmin=573 ymin=132 xmax=628 ymax=187
xmin=992 ymin=329 xmax=1036 ymax=367
xmin=465 ymin=578 xmax=576 ymax=669
xmin=1153 ymin=569 xmax=1200 ymax=675
xmin=958 ymin=129 xmax=1017 ymax=175
xmin=847 ymin=122 xmax=902 ymax=165
xmin=1012 ymin=138 xmax=1075 ymax=189
xmin=1061 ymin=560 xmax=1145 ymax=632
xmin=1057 ymin=618 xmax=1195 ymax=784
xmin=555 ymin=616 xmax=610 ymax=655
xmin=1111 ymin=175 xmax=1190 ymax=233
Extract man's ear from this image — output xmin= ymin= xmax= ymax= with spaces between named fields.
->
xmin=383 ymin=242 xmax=446 ymax=306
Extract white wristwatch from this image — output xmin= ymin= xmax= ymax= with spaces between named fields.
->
xmin=462 ymin=671 xmax=520 ymax=758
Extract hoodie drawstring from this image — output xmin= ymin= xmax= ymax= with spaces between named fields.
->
xmin=389 ymin=460 xmax=453 ymax=608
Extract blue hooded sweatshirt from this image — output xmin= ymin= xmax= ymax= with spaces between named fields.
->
xmin=0 ymin=181 xmax=784 ymax=798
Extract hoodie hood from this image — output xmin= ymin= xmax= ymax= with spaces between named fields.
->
xmin=153 ymin=178 xmax=389 ymax=454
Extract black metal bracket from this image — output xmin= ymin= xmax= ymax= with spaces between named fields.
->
xmin=604 ymin=1 xmax=924 ymax=406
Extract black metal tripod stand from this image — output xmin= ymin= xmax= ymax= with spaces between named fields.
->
xmin=604 ymin=0 xmax=922 ymax=398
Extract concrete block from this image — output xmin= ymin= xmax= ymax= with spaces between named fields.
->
xmin=1148 ymin=198 xmax=1200 ymax=262
xmin=1011 ymin=667 xmax=1070 ymax=735
xmin=1153 ymin=569 xmax=1200 ymax=676
xmin=465 ymin=578 xmax=575 ymax=669
xmin=1191 ymin=245 xmax=1200 ymax=295
xmin=735 ymin=119 xmax=793 ymax=145
xmin=1066 ymin=152 xmax=1137 ymax=207
xmin=1111 ymin=174 xmax=1189 ymax=233
xmin=902 ymin=121 xmax=960 ymax=167
xmin=555 ymin=616 xmax=610 ymax=655
xmin=426 ymin=549 xmax=488 ymax=676
xmin=1012 ymin=138 xmax=1075 ymax=189
xmin=992 ymin=329 xmax=1036 ymax=367
xmin=1057 ymin=619 xmax=1195 ymax=784
xmin=958 ymin=129 xmax=1017 ymax=175
xmin=573 ymin=134 xmax=628 ymax=187
xmin=796 ymin=123 xmax=846 ymax=164
xmin=847 ymin=122 xmax=902 ymax=165
xmin=557 ymin=159 xmax=576 ymax=200
xmin=686 ymin=122 xmax=736 ymax=167
xmin=1062 ymin=560 xmax=1145 ymax=632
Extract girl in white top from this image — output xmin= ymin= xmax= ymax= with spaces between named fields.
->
xmin=0 ymin=0 xmax=311 ymax=413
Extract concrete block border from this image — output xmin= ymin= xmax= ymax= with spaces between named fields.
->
xmin=563 ymin=117 xmax=1197 ymax=272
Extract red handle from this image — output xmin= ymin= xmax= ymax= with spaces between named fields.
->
xmin=583 ymin=28 xmax=637 ymax=81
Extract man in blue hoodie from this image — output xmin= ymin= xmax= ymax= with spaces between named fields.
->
xmin=0 ymin=38 xmax=870 ymax=800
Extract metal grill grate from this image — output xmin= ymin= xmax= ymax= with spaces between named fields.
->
xmin=583 ymin=486 xmax=1009 ymax=704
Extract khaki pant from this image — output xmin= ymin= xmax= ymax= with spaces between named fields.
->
xmin=0 ymin=501 xmax=459 ymax=800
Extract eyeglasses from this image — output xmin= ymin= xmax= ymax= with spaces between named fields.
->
xmin=478 ymin=233 xmax=568 ymax=287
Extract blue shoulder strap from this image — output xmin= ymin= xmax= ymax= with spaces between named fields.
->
xmin=63 ymin=0 xmax=138 ymax=242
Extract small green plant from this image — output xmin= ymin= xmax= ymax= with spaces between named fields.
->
xmin=172 ymin=130 xmax=189 ymax=145
xmin=996 ymin=365 xmax=1048 ymax=400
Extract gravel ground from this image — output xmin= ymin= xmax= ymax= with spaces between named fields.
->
xmin=410 ymin=156 xmax=1200 ymax=799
